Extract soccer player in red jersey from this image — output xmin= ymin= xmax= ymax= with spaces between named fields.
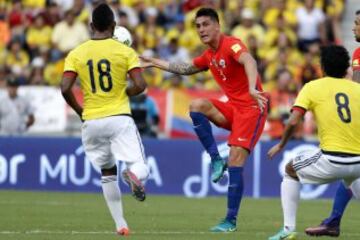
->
xmin=141 ymin=7 xmax=268 ymax=232
xmin=304 ymin=10 xmax=360 ymax=237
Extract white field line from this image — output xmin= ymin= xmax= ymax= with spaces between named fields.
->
xmin=0 ymin=230 xmax=360 ymax=237
xmin=0 ymin=200 xmax=77 ymax=206
xmin=0 ymin=230 xmax=211 ymax=235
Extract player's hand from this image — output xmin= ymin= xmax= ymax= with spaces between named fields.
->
xmin=139 ymin=55 xmax=154 ymax=68
xmin=249 ymin=88 xmax=268 ymax=112
xmin=267 ymin=143 xmax=283 ymax=160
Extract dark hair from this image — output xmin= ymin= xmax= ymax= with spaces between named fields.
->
xmin=6 ymin=75 xmax=20 ymax=87
xmin=92 ymin=3 xmax=114 ymax=32
xmin=195 ymin=8 xmax=219 ymax=23
xmin=356 ymin=9 xmax=360 ymax=15
xmin=320 ymin=45 xmax=350 ymax=78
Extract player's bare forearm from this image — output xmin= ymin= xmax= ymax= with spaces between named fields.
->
xmin=353 ymin=70 xmax=360 ymax=83
xmin=141 ymin=56 xmax=203 ymax=75
xmin=279 ymin=111 xmax=303 ymax=148
xmin=238 ymin=52 xmax=257 ymax=90
xmin=168 ymin=61 xmax=203 ymax=75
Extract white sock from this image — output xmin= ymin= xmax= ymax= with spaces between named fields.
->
xmin=281 ymin=176 xmax=300 ymax=232
xmin=101 ymin=175 xmax=128 ymax=230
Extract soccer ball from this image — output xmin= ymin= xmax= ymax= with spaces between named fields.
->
xmin=113 ymin=26 xmax=133 ymax=47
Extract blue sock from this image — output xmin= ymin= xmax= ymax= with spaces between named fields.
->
xmin=323 ymin=182 xmax=353 ymax=227
xmin=226 ymin=167 xmax=244 ymax=222
xmin=190 ymin=112 xmax=219 ymax=159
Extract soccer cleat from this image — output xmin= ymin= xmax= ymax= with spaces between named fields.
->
xmin=268 ymin=229 xmax=297 ymax=240
xmin=210 ymin=219 xmax=237 ymax=232
xmin=305 ymin=223 xmax=340 ymax=237
xmin=210 ymin=156 xmax=227 ymax=183
xmin=122 ymin=170 xmax=146 ymax=201
xmin=117 ymin=227 xmax=130 ymax=236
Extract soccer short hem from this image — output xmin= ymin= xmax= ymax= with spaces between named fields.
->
xmin=293 ymin=148 xmax=360 ymax=185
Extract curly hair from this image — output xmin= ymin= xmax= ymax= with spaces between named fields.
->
xmin=320 ymin=45 xmax=350 ymax=78
xmin=92 ymin=3 xmax=114 ymax=32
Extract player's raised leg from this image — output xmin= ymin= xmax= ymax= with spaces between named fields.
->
xmin=268 ymin=161 xmax=299 ymax=240
xmin=189 ymin=98 xmax=228 ymax=183
xmin=110 ymin=116 xmax=150 ymax=201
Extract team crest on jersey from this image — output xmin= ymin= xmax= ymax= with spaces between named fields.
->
xmin=353 ymin=59 xmax=359 ymax=67
xmin=231 ymin=44 xmax=241 ymax=53
xmin=219 ymin=59 xmax=226 ymax=68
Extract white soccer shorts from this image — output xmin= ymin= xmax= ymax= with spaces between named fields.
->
xmin=292 ymin=148 xmax=360 ymax=186
xmin=81 ymin=115 xmax=146 ymax=169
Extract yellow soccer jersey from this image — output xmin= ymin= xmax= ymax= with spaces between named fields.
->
xmin=294 ymin=77 xmax=360 ymax=154
xmin=64 ymin=39 xmax=140 ymax=120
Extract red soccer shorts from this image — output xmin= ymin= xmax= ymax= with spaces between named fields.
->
xmin=210 ymin=99 xmax=267 ymax=151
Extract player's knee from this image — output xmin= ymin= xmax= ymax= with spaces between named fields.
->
xmin=228 ymin=154 xmax=246 ymax=167
xmin=189 ymin=98 xmax=211 ymax=113
xmin=228 ymin=147 xmax=248 ymax=166
xmin=228 ymin=157 xmax=246 ymax=166
xmin=285 ymin=161 xmax=298 ymax=180
xmin=101 ymin=164 xmax=117 ymax=176
xmin=128 ymin=162 xmax=149 ymax=181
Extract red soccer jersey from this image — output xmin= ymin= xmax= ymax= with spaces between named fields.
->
xmin=193 ymin=35 xmax=263 ymax=107
xmin=352 ymin=47 xmax=360 ymax=71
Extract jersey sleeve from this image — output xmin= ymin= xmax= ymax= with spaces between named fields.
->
xmin=293 ymin=83 xmax=313 ymax=111
xmin=228 ymin=38 xmax=248 ymax=61
xmin=63 ymin=50 xmax=77 ymax=73
xmin=193 ymin=52 xmax=209 ymax=69
xmin=352 ymin=47 xmax=360 ymax=71
xmin=127 ymin=47 xmax=141 ymax=71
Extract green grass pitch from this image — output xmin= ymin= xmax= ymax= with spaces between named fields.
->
xmin=0 ymin=190 xmax=359 ymax=240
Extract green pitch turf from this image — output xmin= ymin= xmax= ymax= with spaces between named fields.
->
xmin=0 ymin=191 xmax=359 ymax=240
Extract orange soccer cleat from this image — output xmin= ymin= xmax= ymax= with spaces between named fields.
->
xmin=117 ymin=227 xmax=130 ymax=236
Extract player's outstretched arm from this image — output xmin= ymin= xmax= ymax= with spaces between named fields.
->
xmin=127 ymin=68 xmax=147 ymax=96
xmin=61 ymin=72 xmax=83 ymax=119
xmin=267 ymin=110 xmax=303 ymax=159
xmin=140 ymin=56 xmax=203 ymax=75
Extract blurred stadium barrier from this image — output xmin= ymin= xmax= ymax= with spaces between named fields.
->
xmin=0 ymin=137 xmax=339 ymax=199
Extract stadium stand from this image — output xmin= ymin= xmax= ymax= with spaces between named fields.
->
xmin=0 ymin=0 xmax=346 ymax=138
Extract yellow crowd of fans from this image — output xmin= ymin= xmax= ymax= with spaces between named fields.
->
xmin=0 ymin=0 xmax=346 ymax=138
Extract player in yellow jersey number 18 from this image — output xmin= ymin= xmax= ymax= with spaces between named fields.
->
xmin=60 ymin=3 xmax=149 ymax=236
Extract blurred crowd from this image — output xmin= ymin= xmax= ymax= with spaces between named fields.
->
xmin=0 ymin=0 xmax=346 ymax=138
